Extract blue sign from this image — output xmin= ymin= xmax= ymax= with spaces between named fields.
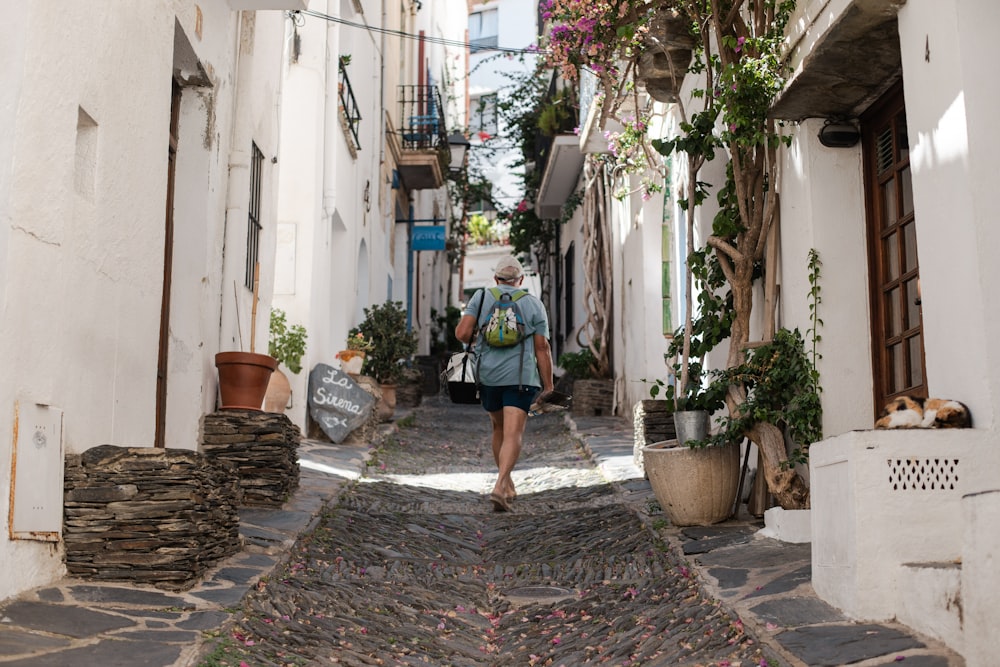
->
xmin=411 ymin=225 xmax=446 ymax=251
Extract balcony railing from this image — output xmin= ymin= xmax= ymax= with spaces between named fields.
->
xmin=339 ymin=61 xmax=362 ymax=151
xmin=399 ymin=85 xmax=447 ymax=151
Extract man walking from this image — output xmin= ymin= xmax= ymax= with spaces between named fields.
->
xmin=455 ymin=255 xmax=554 ymax=512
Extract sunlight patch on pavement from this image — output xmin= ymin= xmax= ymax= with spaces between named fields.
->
xmin=593 ymin=454 xmax=645 ymax=482
xmin=363 ymin=465 xmax=612 ymax=493
xmin=299 ymin=457 xmax=364 ymax=479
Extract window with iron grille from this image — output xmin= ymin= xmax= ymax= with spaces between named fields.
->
xmin=339 ymin=59 xmax=362 ymax=151
xmin=245 ymin=142 xmax=264 ymax=288
xmin=470 ymin=93 xmax=498 ymax=137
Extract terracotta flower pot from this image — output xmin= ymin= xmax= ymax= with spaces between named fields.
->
xmin=215 ymin=351 xmax=277 ymax=410
xmin=264 ymin=368 xmax=292 ymax=413
xmin=338 ymin=350 xmax=366 ymax=375
xmin=374 ymin=383 xmax=397 ymax=422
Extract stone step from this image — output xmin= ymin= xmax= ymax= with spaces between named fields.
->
xmin=896 ymin=559 xmax=963 ymax=654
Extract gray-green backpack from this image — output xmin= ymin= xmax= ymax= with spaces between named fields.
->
xmin=483 ymin=287 xmax=528 ymax=348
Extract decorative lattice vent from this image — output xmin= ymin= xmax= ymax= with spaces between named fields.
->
xmin=888 ymin=458 xmax=960 ymax=491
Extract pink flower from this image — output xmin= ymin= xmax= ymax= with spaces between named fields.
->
xmin=735 ymin=36 xmax=746 ymax=52
xmin=516 ymin=200 xmax=529 ymax=213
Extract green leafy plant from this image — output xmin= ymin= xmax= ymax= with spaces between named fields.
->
xmin=701 ymin=328 xmax=822 ymax=462
xmin=467 ymin=213 xmax=508 ymax=246
xmin=807 ymin=248 xmax=823 ymax=368
xmin=659 ymin=252 xmax=823 ymax=457
xmin=557 ymin=347 xmax=598 ymax=380
xmin=536 ymin=87 xmax=576 ymax=137
xmin=268 ymin=309 xmax=308 ymax=374
xmin=494 ymin=63 xmax=582 ymax=303
xmin=345 ymin=331 xmax=373 ymax=352
xmin=352 ymin=301 xmax=417 ymax=384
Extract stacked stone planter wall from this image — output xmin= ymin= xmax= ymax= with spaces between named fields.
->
xmin=63 ymin=445 xmax=241 ymax=590
xmin=633 ymin=400 xmax=675 ymax=470
xmin=201 ymin=410 xmax=301 ymax=506
xmin=571 ymin=379 xmax=615 ymax=416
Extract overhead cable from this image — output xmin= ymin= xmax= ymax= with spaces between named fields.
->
xmin=293 ymin=9 xmax=547 ymax=56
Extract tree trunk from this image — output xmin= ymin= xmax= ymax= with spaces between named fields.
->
xmin=724 ymin=232 xmax=810 ymax=510
xmin=748 ymin=421 xmax=810 ymax=509
xmin=579 ymin=159 xmax=613 ymax=378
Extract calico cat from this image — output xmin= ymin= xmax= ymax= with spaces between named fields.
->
xmin=875 ymin=396 xmax=972 ymax=429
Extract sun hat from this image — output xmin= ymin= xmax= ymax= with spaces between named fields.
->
xmin=493 ymin=255 xmax=525 ymax=281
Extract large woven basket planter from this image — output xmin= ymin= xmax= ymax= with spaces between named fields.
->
xmin=641 ymin=440 xmax=740 ymax=527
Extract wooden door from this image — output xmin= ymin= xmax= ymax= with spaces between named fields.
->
xmin=862 ymin=83 xmax=927 ymax=414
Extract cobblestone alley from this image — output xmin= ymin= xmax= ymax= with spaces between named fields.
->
xmin=196 ymin=398 xmax=773 ymax=666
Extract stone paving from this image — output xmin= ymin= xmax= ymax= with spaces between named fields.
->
xmin=0 ymin=395 xmax=965 ymax=666
xmin=199 ymin=400 xmax=771 ymax=667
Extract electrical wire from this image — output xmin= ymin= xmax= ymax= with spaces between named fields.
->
xmin=293 ymin=9 xmax=548 ymax=56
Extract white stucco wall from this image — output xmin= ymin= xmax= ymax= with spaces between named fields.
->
xmin=778 ymin=119 xmax=873 ymax=437
xmin=898 ymin=0 xmax=1000 ymax=430
xmin=615 ymin=182 xmax=674 ymax=410
xmin=955 ymin=0 xmax=1000 ymax=436
xmin=0 ymin=1 xmax=286 ymax=602
xmin=275 ymin=1 xmax=374 ymax=431
xmin=789 ymin=1 xmax=1000 ymax=658
xmin=274 ymin=0 xmax=467 ymax=429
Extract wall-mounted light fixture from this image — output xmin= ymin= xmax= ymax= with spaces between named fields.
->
xmin=447 ymin=132 xmax=470 ymax=178
xmin=818 ymin=119 xmax=861 ymax=148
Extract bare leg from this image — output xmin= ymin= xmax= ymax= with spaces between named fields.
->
xmin=488 ymin=410 xmax=504 ymax=468
xmin=491 ymin=406 xmax=527 ymax=500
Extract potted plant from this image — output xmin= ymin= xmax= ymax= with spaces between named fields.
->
xmin=649 ymin=357 xmax=728 ymax=445
xmin=337 ymin=332 xmax=373 ymax=375
xmin=264 ymin=308 xmax=308 ymax=413
xmin=352 ymin=301 xmax=418 ymax=417
xmin=640 ymin=273 xmax=737 ymax=527
xmin=642 ymin=358 xmax=740 ymax=527
xmin=215 ymin=264 xmax=278 ymax=410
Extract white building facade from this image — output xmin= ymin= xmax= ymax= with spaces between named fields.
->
xmin=0 ymin=1 xmax=292 ymax=602
xmin=542 ymin=1 xmax=999 ymax=660
xmin=273 ymin=0 xmax=468 ymax=431
xmin=625 ymin=0 xmax=999 ymax=661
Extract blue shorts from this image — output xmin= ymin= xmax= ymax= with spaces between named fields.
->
xmin=480 ymin=385 xmax=540 ymax=413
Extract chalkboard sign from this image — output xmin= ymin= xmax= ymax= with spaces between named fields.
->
xmin=308 ymin=364 xmax=376 ymax=443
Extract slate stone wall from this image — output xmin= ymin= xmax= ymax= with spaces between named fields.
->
xmin=63 ymin=445 xmax=242 ymax=590
xmin=201 ymin=410 xmax=301 ymax=506
xmin=571 ymin=379 xmax=615 ymax=416
xmin=633 ymin=400 xmax=676 ymax=471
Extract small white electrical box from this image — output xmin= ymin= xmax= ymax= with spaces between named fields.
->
xmin=11 ymin=401 xmax=64 ymax=541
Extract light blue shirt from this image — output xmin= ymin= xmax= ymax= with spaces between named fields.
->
xmin=463 ymin=285 xmax=549 ymax=388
